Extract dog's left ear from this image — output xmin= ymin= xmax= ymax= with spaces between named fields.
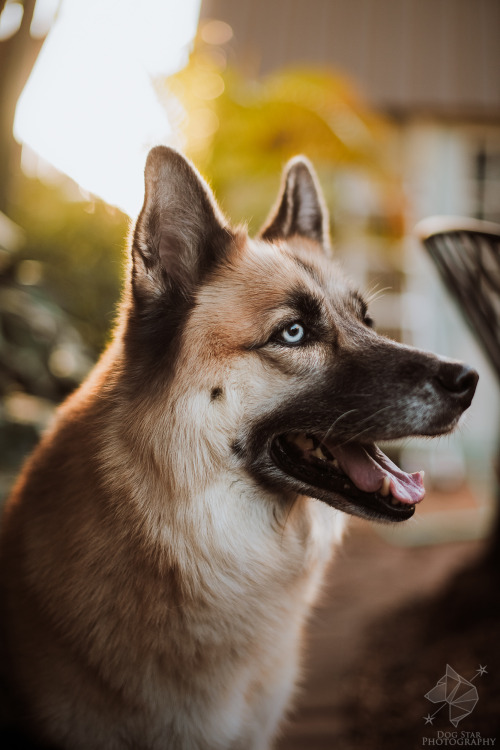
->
xmin=131 ymin=146 xmax=233 ymax=304
xmin=260 ymin=156 xmax=330 ymax=252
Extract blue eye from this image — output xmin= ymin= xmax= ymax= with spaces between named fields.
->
xmin=281 ymin=322 xmax=305 ymax=345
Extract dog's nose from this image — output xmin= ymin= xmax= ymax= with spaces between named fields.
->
xmin=436 ymin=361 xmax=479 ymax=407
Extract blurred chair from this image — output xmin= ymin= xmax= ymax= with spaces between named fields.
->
xmin=416 ymin=216 xmax=500 ymax=380
xmin=416 ymin=216 xmax=500 ymax=562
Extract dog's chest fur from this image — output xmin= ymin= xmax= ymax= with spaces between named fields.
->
xmin=2 ymin=381 xmax=343 ymax=749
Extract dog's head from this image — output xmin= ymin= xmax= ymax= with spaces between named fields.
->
xmin=126 ymin=147 xmax=478 ymax=523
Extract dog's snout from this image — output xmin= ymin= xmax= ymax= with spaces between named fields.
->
xmin=436 ymin=361 xmax=479 ymax=406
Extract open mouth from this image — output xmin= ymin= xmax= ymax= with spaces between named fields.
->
xmin=270 ymin=433 xmax=425 ymax=522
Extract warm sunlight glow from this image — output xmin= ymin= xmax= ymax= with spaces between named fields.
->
xmin=14 ymin=0 xmax=201 ymax=216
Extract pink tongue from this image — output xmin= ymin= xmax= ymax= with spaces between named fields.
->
xmin=329 ymin=443 xmax=425 ymax=505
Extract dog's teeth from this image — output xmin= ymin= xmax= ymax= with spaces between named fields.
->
xmin=320 ymin=443 xmax=334 ymax=461
xmin=332 ymin=458 xmax=339 ymax=468
xmin=389 ymin=498 xmax=408 ymax=509
xmin=311 ymin=446 xmax=326 ymax=460
xmin=419 ymin=470 xmax=425 ymax=482
xmin=380 ymin=476 xmax=391 ymax=497
xmin=293 ymin=433 xmax=314 ymax=452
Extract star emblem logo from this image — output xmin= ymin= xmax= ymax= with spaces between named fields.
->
xmin=424 ymin=664 xmax=489 ymax=727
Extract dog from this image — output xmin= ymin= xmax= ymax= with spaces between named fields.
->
xmin=0 ymin=147 xmax=478 ymax=749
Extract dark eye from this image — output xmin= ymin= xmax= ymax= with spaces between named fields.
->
xmin=279 ymin=321 xmax=306 ymax=345
xmin=364 ymin=314 xmax=374 ymax=328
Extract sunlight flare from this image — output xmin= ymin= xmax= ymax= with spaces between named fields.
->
xmin=14 ymin=0 xmax=201 ymax=216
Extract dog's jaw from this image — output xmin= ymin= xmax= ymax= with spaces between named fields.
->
xmin=236 ymin=434 xmax=417 ymax=523
xmin=269 ymin=434 xmax=420 ymax=522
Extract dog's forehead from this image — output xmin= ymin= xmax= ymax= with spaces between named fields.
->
xmin=189 ymin=237 xmax=358 ymax=354
xmin=219 ymin=238 xmax=352 ymax=309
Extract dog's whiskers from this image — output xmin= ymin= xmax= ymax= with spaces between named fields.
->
xmin=323 ymin=404 xmax=394 ymax=445
xmin=364 ymin=284 xmax=391 ymax=305
xmin=323 ymin=409 xmax=359 ymax=442
xmin=278 ymin=495 xmax=300 ymax=543
xmin=335 ymin=424 xmax=379 ymax=448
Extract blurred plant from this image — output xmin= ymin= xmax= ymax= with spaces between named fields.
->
xmin=0 ymin=175 xmax=127 ymax=477
xmin=9 ymin=176 xmax=127 ymax=354
xmin=158 ymin=23 xmax=404 ymax=236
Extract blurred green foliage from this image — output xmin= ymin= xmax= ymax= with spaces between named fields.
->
xmin=0 ymin=174 xmax=127 ymax=479
xmin=161 ymin=31 xmax=403 ymax=237
xmin=10 ymin=176 xmax=128 ymax=355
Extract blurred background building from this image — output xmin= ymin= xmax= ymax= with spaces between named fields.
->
xmin=201 ymin=0 xmax=500 ymax=221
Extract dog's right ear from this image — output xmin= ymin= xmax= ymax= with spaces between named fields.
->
xmin=260 ymin=156 xmax=330 ymax=252
xmin=131 ymin=147 xmax=233 ymax=306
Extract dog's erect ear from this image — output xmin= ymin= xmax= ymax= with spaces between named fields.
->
xmin=131 ymin=147 xmax=233 ymax=303
xmin=260 ymin=156 xmax=330 ymax=251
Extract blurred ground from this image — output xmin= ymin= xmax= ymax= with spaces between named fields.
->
xmin=277 ymin=506 xmax=500 ymax=750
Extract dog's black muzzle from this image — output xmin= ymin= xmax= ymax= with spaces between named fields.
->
xmin=323 ymin=339 xmax=480 ymax=441
xmin=239 ymin=334 xmax=479 ymax=523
